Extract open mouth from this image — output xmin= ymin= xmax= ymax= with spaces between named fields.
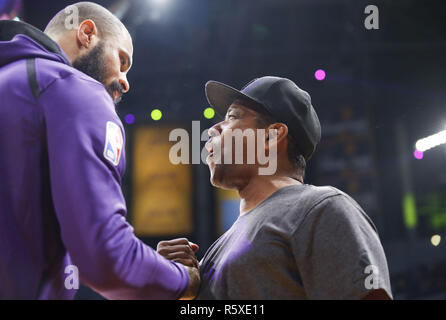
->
xmin=205 ymin=140 xmax=214 ymax=163
xmin=206 ymin=149 xmax=214 ymax=160
xmin=205 ymin=140 xmax=213 ymax=154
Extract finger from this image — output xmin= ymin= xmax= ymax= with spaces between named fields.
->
xmin=189 ymin=242 xmax=199 ymax=253
xmin=168 ymin=252 xmax=200 ymax=269
xmin=164 ymin=238 xmax=190 ymax=246
xmin=157 ymin=238 xmax=190 ymax=250
xmin=172 ymin=258 xmax=197 ymax=268
xmin=169 ymin=244 xmax=194 ymax=255
xmin=167 ymin=251 xmax=196 ymax=260
xmin=158 ymin=244 xmax=194 ymax=257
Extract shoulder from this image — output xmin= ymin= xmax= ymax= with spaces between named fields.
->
xmin=300 ymin=185 xmax=363 ymax=215
xmin=35 ymin=58 xmax=110 ymax=103
xmin=299 ymin=184 xmax=344 ymax=205
xmin=34 ymin=59 xmax=124 ymax=146
xmin=254 ymin=185 xmax=347 ymax=235
xmin=296 ymin=185 xmax=378 ymax=235
xmin=278 ymin=184 xmax=345 ymax=219
xmin=273 ymin=184 xmax=376 ymax=235
xmin=34 ymin=59 xmax=118 ymax=120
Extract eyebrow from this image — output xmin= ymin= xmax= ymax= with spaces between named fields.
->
xmin=225 ymin=107 xmax=236 ymax=116
xmin=225 ymin=107 xmax=243 ymax=119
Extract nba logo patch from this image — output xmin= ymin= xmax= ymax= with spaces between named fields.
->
xmin=104 ymin=121 xmax=123 ymax=166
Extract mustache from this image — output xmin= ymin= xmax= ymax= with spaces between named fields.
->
xmin=106 ymin=80 xmax=124 ymax=105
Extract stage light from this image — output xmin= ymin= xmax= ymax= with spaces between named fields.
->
xmin=147 ymin=0 xmax=169 ymax=21
xmin=151 ymin=109 xmax=162 ymax=121
xmin=314 ymin=69 xmax=326 ymax=81
xmin=415 ymin=129 xmax=446 ymax=152
xmin=148 ymin=10 xmax=161 ymax=21
xmin=430 ymin=234 xmax=441 ymax=247
xmin=403 ymin=193 xmax=417 ymax=230
xmin=124 ymin=113 xmax=135 ymax=125
xmin=413 ymin=150 xmax=424 ymax=160
xmin=152 ymin=0 xmax=169 ymax=5
xmin=203 ymin=107 xmax=215 ymax=120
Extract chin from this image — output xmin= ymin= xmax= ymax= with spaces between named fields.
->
xmin=208 ymin=165 xmax=224 ymax=189
xmin=209 ymin=167 xmax=220 ymax=188
xmin=209 ymin=166 xmax=237 ymax=191
xmin=210 ymin=178 xmax=232 ymax=190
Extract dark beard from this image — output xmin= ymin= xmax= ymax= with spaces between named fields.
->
xmin=72 ymin=42 xmax=123 ymax=105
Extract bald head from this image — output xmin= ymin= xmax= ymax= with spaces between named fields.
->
xmin=44 ymin=2 xmax=133 ymax=104
xmin=44 ymin=2 xmax=128 ymax=41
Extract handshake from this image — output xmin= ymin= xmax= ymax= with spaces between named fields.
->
xmin=157 ymin=238 xmax=201 ymax=300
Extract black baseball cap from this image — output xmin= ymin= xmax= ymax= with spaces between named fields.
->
xmin=205 ymin=76 xmax=321 ymax=161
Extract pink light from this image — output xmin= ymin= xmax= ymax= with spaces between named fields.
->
xmin=414 ymin=150 xmax=424 ymax=160
xmin=314 ymin=69 xmax=326 ymax=81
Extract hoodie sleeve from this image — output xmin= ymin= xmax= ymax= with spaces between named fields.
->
xmin=39 ymin=74 xmax=189 ymax=300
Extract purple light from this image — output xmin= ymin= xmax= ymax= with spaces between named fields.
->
xmin=414 ymin=150 xmax=424 ymax=160
xmin=124 ymin=113 xmax=135 ymax=125
xmin=314 ymin=69 xmax=326 ymax=81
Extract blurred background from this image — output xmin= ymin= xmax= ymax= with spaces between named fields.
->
xmin=2 ymin=0 xmax=445 ymax=299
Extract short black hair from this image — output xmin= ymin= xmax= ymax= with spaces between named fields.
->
xmin=233 ymin=98 xmax=307 ymax=180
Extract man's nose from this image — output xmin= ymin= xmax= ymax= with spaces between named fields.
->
xmin=206 ymin=124 xmax=222 ymax=152
xmin=119 ymin=75 xmax=130 ymax=93
xmin=208 ymin=122 xmax=222 ymax=137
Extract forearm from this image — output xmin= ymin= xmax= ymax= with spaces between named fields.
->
xmin=60 ymin=210 xmax=189 ymax=300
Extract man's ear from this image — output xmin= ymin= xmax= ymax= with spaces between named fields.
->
xmin=77 ymin=19 xmax=98 ymax=49
xmin=266 ymin=123 xmax=288 ymax=141
xmin=265 ymin=123 xmax=288 ymax=152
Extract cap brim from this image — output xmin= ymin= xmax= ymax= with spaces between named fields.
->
xmin=205 ymin=81 xmax=260 ymax=118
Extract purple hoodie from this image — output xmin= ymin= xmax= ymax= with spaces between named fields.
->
xmin=0 ymin=20 xmax=189 ymax=299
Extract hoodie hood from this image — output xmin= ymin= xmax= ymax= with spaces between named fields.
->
xmin=0 ymin=20 xmax=71 ymax=68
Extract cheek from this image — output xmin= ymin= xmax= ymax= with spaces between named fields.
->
xmin=220 ymin=131 xmax=236 ymax=162
xmin=220 ymin=124 xmax=240 ymax=148
xmin=102 ymin=52 xmax=121 ymax=79
xmin=220 ymin=125 xmax=252 ymax=160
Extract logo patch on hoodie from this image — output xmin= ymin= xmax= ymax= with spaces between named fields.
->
xmin=104 ymin=121 xmax=123 ymax=166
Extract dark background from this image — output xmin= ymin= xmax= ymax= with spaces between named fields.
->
xmin=6 ymin=0 xmax=446 ymax=299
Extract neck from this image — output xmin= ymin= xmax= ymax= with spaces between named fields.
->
xmin=237 ymin=174 xmax=302 ymax=216
xmin=46 ymin=32 xmax=77 ymax=64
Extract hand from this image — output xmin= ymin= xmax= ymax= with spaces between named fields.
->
xmin=157 ymin=238 xmax=200 ymax=269
xmin=180 ymin=265 xmax=201 ymax=300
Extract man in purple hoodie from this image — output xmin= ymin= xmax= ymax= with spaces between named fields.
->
xmin=0 ymin=2 xmax=199 ymax=299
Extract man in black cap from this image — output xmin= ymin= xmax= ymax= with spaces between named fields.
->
xmin=158 ymin=76 xmax=392 ymax=300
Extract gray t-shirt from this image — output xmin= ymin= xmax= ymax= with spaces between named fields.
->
xmin=197 ymin=184 xmax=392 ymax=300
